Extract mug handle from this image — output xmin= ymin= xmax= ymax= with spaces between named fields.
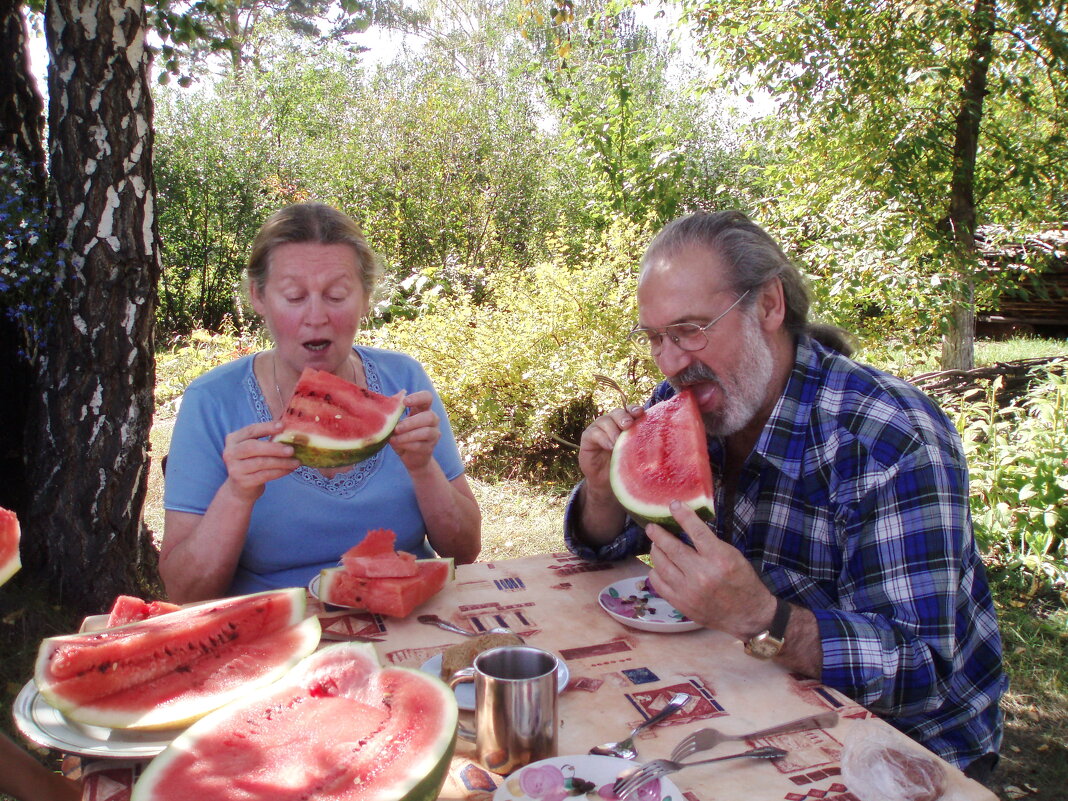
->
xmin=448 ymin=667 xmax=477 ymax=741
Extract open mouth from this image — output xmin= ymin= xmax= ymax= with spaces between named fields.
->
xmin=303 ymin=340 xmax=331 ymax=353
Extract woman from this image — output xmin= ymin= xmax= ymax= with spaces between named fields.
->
xmin=160 ymin=203 xmax=481 ymax=603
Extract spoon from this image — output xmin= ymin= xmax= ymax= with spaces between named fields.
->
xmin=416 ymin=614 xmax=518 ymax=638
xmin=590 ymin=692 xmax=692 ymax=760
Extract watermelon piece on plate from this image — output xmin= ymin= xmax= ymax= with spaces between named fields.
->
xmin=274 ymin=367 xmax=406 ymax=468
xmin=35 ymin=587 xmax=321 ymax=730
xmin=319 ymin=558 xmax=453 ymax=617
xmin=0 ymin=505 xmax=20 ymax=587
xmin=105 ymin=595 xmax=182 ymax=628
xmin=341 ymin=528 xmax=418 ymax=577
xmin=131 ymin=641 xmax=458 ymax=801
xmin=609 ymin=389 xmax=715 ymax=530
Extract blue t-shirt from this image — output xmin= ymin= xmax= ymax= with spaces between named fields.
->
xmin=164 ymin=346 xmax=465 ymax=596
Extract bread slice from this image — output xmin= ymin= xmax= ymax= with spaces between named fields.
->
xmin=440 ymin=631 xmax=524 ymax=679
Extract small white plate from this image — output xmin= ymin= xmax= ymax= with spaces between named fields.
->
xmin=12 ymin=680 xmax=183 ymax=759
xmin=493 ymin=754 xmax=683 ymax=801
xmin=597 ymin=576 xmax=701 ymax=633
xmin=420 ymin=653 xmax=570 ymax=711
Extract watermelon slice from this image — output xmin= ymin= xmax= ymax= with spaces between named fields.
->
xmin=105 ymin=595 xmax=182 ymax=628
xmin=319 ymin=558 xmax=454 ymax=617
xmin=274 ymin=367 xmax=406 ymax=468
xmin=35 ymin=588 xmax=321 ymax=730
xmin=609 ymin=389 xmax=716 ymax=529
xmin=341 ymin=528 xmax=418 ymax=577
xmin=0 ymin=505 xmax=20 ymax=587
xmin=131 ymin=642 xmax=458 ymax=801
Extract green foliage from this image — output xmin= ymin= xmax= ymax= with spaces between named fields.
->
xmin=367 ymin=221 xmax=659 ymax=479
xmin=955 ymin=368 xmax=1068 ymax=597
xmin=679 ymin=0 xmax=1068 ymax=364
xmin=155 ymin=322 xmax=271 ymax=412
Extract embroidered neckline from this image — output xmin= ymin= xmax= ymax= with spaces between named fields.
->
xmin=247 ymin=348 xmax=386 ymax=496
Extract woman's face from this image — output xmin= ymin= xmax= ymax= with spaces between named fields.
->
xmin=250 ymin=241 xmax=369 ymax=378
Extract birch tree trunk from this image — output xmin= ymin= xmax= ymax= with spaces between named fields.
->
xmin=24 ymin=0 xmax=160 ymax=611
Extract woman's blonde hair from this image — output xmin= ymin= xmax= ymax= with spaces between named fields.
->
xmin=246 ymin=203 xmax=382 ymax=298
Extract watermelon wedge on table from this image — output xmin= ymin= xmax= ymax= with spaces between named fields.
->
xmin=341 ymin=527 xmax=418 ymax=577
xmin=105 ymin=595 xmax=182 ymax=628
xmin=131 ymin=642 xmax=458 ymax=801
xmin=320 ymin=558 xmax=453 ymax=617
xmin=34 ymin=588 xmax=321 ymax=730
xmin=0 ymin=505 xmax=20 ymax=587
xmin=609 ymin=389 xmax=715 ymax=530
xmin=274 ymin=367 xmax=406 ymax=468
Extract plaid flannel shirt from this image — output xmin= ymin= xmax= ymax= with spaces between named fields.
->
xmin=564 ymin=336 xmax=1006 ymax=769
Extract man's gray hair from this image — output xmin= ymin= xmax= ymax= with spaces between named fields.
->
xmin=641 ymin=211 xmax=853 ymax=356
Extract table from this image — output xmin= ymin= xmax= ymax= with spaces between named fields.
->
xmin=74 ymin=552 xmax=996 ymax=801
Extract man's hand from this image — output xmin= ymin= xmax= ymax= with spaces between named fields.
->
xmin=646 ymin=501 xmax=777 ymax=641
xmin=577 ymin=405 xmax=645 ymax=493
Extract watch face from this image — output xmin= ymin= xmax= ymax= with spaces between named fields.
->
xmin=746 ymin=633 xmax=784 ymax=659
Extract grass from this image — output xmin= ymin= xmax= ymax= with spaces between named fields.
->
xmin=4 ymin=334 xmax=1067 ymax=800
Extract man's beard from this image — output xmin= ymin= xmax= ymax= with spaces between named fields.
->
xmin=667 ymin=312 xmax=774 ymax=437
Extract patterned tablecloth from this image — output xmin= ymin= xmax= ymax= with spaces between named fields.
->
xmin=76 ymin=552 xmax=996 ymax=801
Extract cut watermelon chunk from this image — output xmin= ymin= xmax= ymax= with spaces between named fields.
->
xmin=609 ymin=389 xmax=715 ymax=529
xmin=105 ymin=595 xmax=182 ymax=628
xmin=0 ymin=506 xmax=20 ymax=587
xmin=35 ymin=588 xmax=321 ymax=729
xmin=274 ymin=367 xmax=406 ymax=468
xmin=320 ymin=558 xmax=453 ymax=617
xmin=131 ymin=642 xmax=458 ymax=801
xmin=341 ymin=528 xmax=418 ymax=577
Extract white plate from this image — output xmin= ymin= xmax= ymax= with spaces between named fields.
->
xmin=420 ymin=653 xmax=570 ymax=711
xmin=493 ymin=754 xmax=682 ymax=801
xmin=12 ymin=680 xmax=183 ymax=759
xmin=597 ymin=576 xmax=702 ymax=633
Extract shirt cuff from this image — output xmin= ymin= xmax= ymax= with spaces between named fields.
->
xmin=563 ymin=480 xmax=649 ymax=561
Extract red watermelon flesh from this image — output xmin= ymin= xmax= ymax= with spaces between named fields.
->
xmin=105 ymin=595 xmax=182 ymax=628
xmin=319 ymin=558 xmax=453 ymax=617
xmin=35 ymin=588 xmax=321 ymax=730
xmin=0 ymin=505 xmax=21 ymax=587
xmin=131 ymin=642 xmax=458 ymax=801
xmin=608 ymin=389 xmax=715 ymax=529
xmin=274 ymin=367 xmax=406 ymax=469
xmin=341 ymin=528 xmax=418 ymax=577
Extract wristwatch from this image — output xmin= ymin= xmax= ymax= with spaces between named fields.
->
xmin=745 ymin=597 xmax=792 ymax=659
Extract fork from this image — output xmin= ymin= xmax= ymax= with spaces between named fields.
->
xmin=593 ymin=374 xmax=632 ymax=408
xmin=668 ymin=709 xmax=838 ymax=762
xmin=613 ymin=746 xmax=787 ymax=798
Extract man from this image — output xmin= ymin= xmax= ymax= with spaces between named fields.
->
xmin=565 ymin=211 xmax=1006 ymax=780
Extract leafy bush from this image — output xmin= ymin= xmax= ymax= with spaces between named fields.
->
xmin=368 ymin=221 xmax=659 ymax=481
xmin=955 ymin=367 xmax=1068 ymax=597
xmin=155 ymin=320 xmax=271 ymax=414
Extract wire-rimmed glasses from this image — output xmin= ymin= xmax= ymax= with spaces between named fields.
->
xmin=627 ymin=289 xmax=751 ymax=355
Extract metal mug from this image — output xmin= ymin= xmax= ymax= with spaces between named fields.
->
xmin=448 ymin=645 xmax=559 ymax=774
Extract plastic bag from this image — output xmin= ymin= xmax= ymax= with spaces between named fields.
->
xmin=840 ymin=720 xmax=948 ymax=801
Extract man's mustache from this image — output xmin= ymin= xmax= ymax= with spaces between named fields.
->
xmin=668 ymin=363 xmax=720 ymax=392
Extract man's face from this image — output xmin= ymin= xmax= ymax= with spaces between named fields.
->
xmin=637 ymin=245 xmax=775 ymax=438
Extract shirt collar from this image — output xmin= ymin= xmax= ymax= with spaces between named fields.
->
xmin=746 ymin=335 xmax=822 ymax=480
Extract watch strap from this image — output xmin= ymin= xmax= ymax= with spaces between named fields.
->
xmin=768 ymin=596 xmax=792 ymax=640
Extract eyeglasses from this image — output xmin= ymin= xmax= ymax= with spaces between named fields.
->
xmin=627 ymin=289 xmax=751 ymax=355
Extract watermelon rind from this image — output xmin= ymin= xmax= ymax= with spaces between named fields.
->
xmin=131 ymin=642 xmax=459 ymax=801
xmin=608 ymin=391 xmax=715 ymax=532
xmin=34 ymin=588 xmax=322 ymax=730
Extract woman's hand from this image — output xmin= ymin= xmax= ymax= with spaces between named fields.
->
xmin=221 ymin=420 xmax=300 ymax=500
xmin=390 ymin=391 xmax=442 ymax=473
